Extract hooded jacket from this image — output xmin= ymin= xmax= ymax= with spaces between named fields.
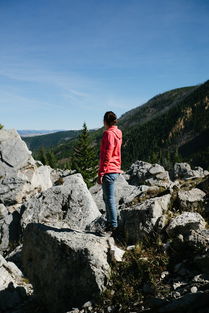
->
xmin=98 ymin=125 xmax=123 ymax=177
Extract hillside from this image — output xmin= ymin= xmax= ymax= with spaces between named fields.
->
xmin=23 ymin=129 xmax=82 ymax=150
xmin=22 ymin=80 xmax=209 ymax=171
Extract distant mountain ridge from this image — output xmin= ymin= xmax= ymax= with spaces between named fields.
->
xmin=18 ymin=129 xmax=66 ymax=137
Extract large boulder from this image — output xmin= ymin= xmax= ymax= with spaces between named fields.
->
xmin=127 ymin=160 xmax=171 ymax=188
xmin=21 ymin=173 xmax=101 ymax=231
xmin=0 ymin=128 xmax=52 ymax=208
xmin=167 ymin=212 xmax=206 ymax=237
xmin=177 ymin=188 xmax=206 ymax=211
xmin=22 ymin=223 xmax=111 ymax=313
xmin=0 ymin=254 xmax=32 ymax=312
xmin=119 ymin=194 xmax=171 ymax=244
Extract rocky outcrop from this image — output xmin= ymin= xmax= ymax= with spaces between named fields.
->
xmin=0 ymin=254 xmax=32 ymax=312
xmin=119 ymin=194 xmax=171 ymax=243
xmin=20 ymin=173 xmax=101 ymax=231
xmin=0 ymin=129 xmax=52 ymax=208
xmin=22 ymin=223 xmax=111 ymax=313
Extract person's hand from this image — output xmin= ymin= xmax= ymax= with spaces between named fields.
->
xmin=97 ymin=175 xmax=103 ymax=184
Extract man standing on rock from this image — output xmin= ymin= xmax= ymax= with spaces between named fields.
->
xmin=97 ymin=111 xmax=123 ymax=236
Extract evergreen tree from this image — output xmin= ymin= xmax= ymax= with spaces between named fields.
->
xmin=35 ymin=146 xmax=58 ymax=169
xmin=46 ymin=149 xmax=58 ymax=168
xmin=71 ymin=122 xmax=98 ymax=188
xmin=0 ymin=124 xmax=3 ymax=129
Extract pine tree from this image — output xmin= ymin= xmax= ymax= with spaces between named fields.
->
xmin=0 ymin=124 xmax=3 ymax=129
xmin=71 ymin=122 xmax=98 ymax=188
xmin=46 ymin=149 xmax=58 ymax=168
xmin=37 ymin=146 xmax=48 ymax=165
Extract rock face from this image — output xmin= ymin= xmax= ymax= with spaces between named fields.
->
xmin=127 ymin=160 xmax=171 ymax=188
xmin=119 ymin=194 xmax=171 ymax=243
xmin=22 ymin=223 xmax=111 ymax=313
xmin=0 ymin=254 xmax=32 ymax=312
xmin=21 ymin=173 xmax=101 ymax=230
xmin=0 ymin=129 xmax=52 ymax=208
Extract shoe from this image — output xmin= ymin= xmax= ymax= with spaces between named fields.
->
xmin=96 ymin=225 xmax=118 ymax=237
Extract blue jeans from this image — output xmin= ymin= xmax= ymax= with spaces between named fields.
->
xmin=102 ymin=173 xmax=119 ymax=228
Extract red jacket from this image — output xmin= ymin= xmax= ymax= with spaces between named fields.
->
xmin=98 ymin=125 xmax=123 ymax=177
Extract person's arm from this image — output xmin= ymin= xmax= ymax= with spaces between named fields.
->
xmin=98 ymin=131 xmax=115 ymax=177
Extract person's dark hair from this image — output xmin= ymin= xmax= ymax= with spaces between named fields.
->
xmin=103 ymin=111 xmax=117 ymax=126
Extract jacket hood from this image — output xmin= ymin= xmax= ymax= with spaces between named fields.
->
xmin=107 ymin=126 xmax=122 ymax=140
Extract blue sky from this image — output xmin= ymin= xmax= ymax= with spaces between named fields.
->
xmin=0 ymin=0 xmax=209 ymax=130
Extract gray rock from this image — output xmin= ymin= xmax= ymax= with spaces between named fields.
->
xmin=0 ymin=204 xmax=21 ymax=254
xmin=174 ymin=162 xmax=207 ymax=180
xmin=158 ymin=290 xmax=209 ymax=312
xmin=0 ymin=128 xmax=52 ymax=207
xmin=119 ymin=194 xmax=171 ymax=243
xmin=127 ymin=160 xmax=171 ymax=188
xmin=89 ymin=174 xmax=143 ymax=213
xmin=21 ymin=173 xmax=101 ymax=231
xmin=177 ymin=188 xmax=206 ymax=211
xmin=22 ymin=223 xmax=111 ymax=312
xmin=0 ymin=254 xmax=32 ymax=312
xmin=167 ymin=212 xmax=206 ymax=237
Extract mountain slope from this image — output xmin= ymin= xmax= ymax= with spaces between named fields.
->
xmin=23 ymin=80 xmax=209 ymax=171
xmin=23 ymin=130 xmax=82 ymax=150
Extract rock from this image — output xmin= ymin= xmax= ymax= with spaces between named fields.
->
xmin=174 ymin=162 xmax=207 ymax=180
xmin=89 ymin=174 xmax=143 ymax=213
xmin=119 ymin=194 xmax=171 ymax=244
xmin=157 ymin=290 xmax=209 ymax=312
xmin=20 ymin=173 xmax=100 ymax=231
xmin=108 ymin=237 xmax=125 ymax=262
xmin=22 ymin=223 xmax=111 ymax=313
xmin=194 ymin=251 xmax=209 ymax=274
xmin=177 ymin=188 xmax=206 ymax=211
xmin=0 ymin=254 xmax=32 ymax=312
xmin=5 ymin=245 xmax=23 ymax=270
xmin=0 ymin=128 xmax=52 ymax=208
xmin=191 ymin=286 xmax=198 ymax=293
xmin=167 ymin=212 xmax=206 ymax=237
xmin=127 ymin=160 xmax=171 ymax=188
xmin=0 ymin=204 xmax=21 ymax=254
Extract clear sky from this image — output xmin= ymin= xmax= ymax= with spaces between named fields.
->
xmin=1 ymin=0 xmax=209 ymax=130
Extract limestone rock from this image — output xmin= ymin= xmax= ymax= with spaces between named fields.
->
xmin=119 ymin=194 xmax=171 ymax=244
xmin=89 ymin=174 xmax=142 ymax=213
xmin=167 ymin=212 xmax=206 ymax=237
xmin=177 ymin=188 xmax=206 ymax=211
xmin=0 ymin=128 xmax=52 ymax=207
xmin=174 ymin=162 xmax=207 ymax=180
xmin=21 ymin=173 xmax=101 ymax=231
xmin=0 ymin=204 xmax=21 ymax=254
xmin=127 ymin=160 xmax=171 ymax=188
xmin=22 ymin=223 xmax=111 ymax=312
xmin=0 ymin=254 xmax=32 ymax=312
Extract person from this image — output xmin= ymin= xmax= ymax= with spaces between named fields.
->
xmin=97 ymin=111 xmax=123 ymax=236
